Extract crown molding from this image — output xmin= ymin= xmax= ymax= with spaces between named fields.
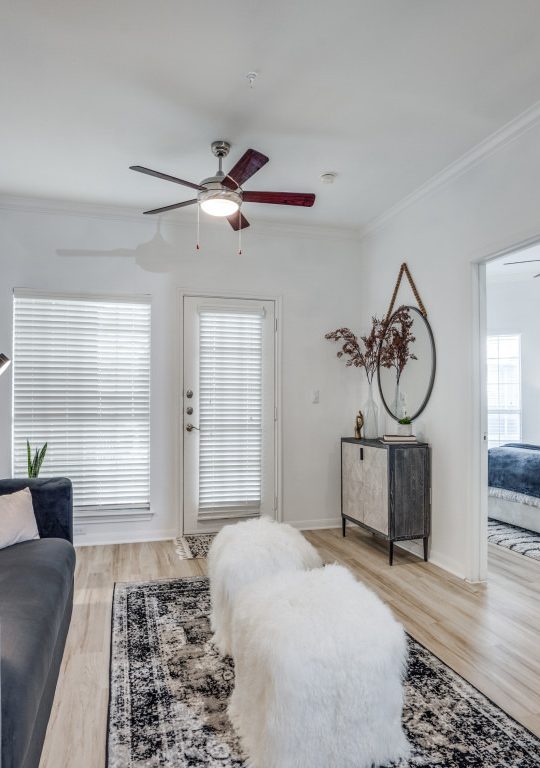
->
xmin=4 ymin=98 xmax=540 ymax=246
xmin=242 ymin=219 xmax=361 ymax=242
xmin=0 ymin=193 xmax=361 ymax=243
xmin=0 ymin=194 xmax=150 ymax=224
xmin=361 ymin=98 xmax=540 ymax=239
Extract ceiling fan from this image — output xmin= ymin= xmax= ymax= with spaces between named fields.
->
xmin=130 ymin=141 xmax=315 ymax=230
xmin=503 ymin=258 xmax=540 ymax=278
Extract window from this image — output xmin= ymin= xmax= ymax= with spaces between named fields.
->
xmin=12 ymin=291 xmax=151 ymax=516
xmin=198 ymin=307 xmax=263 ymax=519
xmin=487 ymin=334 xmax=521 ymax=449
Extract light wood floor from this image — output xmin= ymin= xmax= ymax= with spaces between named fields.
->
xmin=40 ymin=530 xmax=540 ymax=767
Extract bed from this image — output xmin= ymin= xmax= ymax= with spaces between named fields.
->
xmin=488 ymin=443 xmax=540 ymax=533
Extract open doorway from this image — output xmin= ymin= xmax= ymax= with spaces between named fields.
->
xmin=485 ymin=244 xmax=540 ymax=563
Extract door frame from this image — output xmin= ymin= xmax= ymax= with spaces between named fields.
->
xmin=470 ymin=233 xmax=540 ymax=581
xmin=175 ymin=288 xmax=283 ymax=536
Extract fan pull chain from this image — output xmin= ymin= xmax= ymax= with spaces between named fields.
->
xmin=196 ymin=203 xmax=200 ymax=251
xmin=238 ymin=216 xmax=242 ymax=255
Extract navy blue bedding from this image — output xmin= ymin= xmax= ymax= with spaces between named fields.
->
xmin=488 ymin=443 xmax=540 ymax=499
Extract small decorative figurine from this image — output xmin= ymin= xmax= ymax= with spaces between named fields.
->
xmin=354 ymin=411 xmax=364 ymax=440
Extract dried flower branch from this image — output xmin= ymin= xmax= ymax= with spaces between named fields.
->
xmin=325 ymin=316 xmax=385 ymax=383
xmin=378 ymin=306 xmax=417 ymax=383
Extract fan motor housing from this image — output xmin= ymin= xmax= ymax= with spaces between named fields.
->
xmin=211 ymin=140 xmax=231 ymax=158
xmin=198 ymin=185 xmax=242 ymax=207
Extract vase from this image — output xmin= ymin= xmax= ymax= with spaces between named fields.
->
xmin=392 ymin=380 xmax=407 ymax=421
xmin=397 ymin=422 xmax=413 ymax=437
xmin=363 ymin=380 xmax=379 ymax=439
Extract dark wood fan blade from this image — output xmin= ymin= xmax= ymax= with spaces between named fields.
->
xmin=504 ymin=259 xmax=540 ymax=264
xmin=143 ymin=199 xmax=198 ymax=215
xmin=227 ymin=211 xmax=250 ymax=231
xmin=243 ymin=191 xmax=315 ymax=207
xmin=130 ymin=166 xmax=204 ymax=192
xmin=223 ymin=149 xmax=269 ymax=189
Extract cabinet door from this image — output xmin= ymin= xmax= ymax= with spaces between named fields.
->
xmin=362 ymin=446 xmax=389 ymax=534
xmin=391 ymin=447 xmax=428 ymax=538
xmin=342 ymin=442 xmax=364 ymax=523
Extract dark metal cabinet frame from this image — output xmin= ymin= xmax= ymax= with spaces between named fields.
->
xmin=340 ymin=437 xmax=431 ymax=565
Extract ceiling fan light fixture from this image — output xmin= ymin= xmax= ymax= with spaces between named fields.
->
xmin=199 ymin=188 xmax=242 ymax=217
xmin=201 ymin=198 xmax=239 ymax=217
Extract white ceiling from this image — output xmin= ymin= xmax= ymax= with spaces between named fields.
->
xmin=2 ymin=0 xmax=540 ymax=230
xmin=487 ymin=243 xmax=540 ymax=283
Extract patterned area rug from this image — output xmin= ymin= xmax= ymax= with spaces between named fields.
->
xmin=107 ymin=577 xmax=540 ymax=768
xmin=175 ymin=534 xmax=216 ymax=560
xmin=488 ymin=518 xmax=540 ymax=561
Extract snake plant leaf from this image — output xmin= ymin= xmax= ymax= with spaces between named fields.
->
xmin=27 ymin=441 xmax=48 ymax=478
xmin=36 ymin=443 xmax=48 ymax=475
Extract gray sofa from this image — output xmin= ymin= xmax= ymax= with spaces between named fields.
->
xmin=0 ymin=478 xmax=75 ymax=768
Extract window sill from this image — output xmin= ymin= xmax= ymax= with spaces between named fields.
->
xmin=74 ymin=508 xmax=153 ymax=524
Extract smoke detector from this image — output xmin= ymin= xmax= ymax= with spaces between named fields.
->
xmin=246 ymin=72 xmax=258 ymax=88
xmin=320 ymin=172 xmax=337 ymax=184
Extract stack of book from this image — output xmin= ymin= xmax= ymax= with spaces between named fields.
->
xmin=381 ymin=434 xmax=418 ymax=444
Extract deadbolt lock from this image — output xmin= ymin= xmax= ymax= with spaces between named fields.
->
xmin=186 ymin=389 xmax=193 ymax=399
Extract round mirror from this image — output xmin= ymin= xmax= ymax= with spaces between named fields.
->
xmin=377 ymin=305 xmax=436 ymax=422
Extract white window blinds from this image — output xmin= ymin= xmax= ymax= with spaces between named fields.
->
xmin=198 ymin=308 xmax=263 ymax=520
xmin=12 ymin=292 xmax=151 ymax=515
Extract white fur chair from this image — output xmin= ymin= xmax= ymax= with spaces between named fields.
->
xmin=228 ymin=563 xmax=410 ymax=768
xmin=207 ymin=517 xmax=323 ymax=656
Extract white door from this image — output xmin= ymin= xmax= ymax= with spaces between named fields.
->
xmin=182 ymin=296 xmax=277 ymax=534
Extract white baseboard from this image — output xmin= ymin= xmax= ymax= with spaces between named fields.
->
xmin=286 ymin=517 xmax=342 ymax=531
xmin=428 ymin=549 xmax=467 ymax=580
xmin=74 ymin=529 xmax=177 ymax=547
xmin=393 ymin=539 xmax=467 ymax=579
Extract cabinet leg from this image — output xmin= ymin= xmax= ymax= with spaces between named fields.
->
xmin=423 ymin=536 xmax=429 ymax=562
xmin=342 ymin=517 xmax=346 ymax=537
xmin=389 ymin=541 xmax=394 ymax=566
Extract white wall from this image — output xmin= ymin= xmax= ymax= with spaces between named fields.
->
xmin=0 ymin=200 xmax=361 ymax=544
xmin=487 ymin=278 xmax=540 ymax=444
xmin=360 ymin=117 xmax=540 ymax=580
xmin=6 ymin=113 xmax=540 ymax=575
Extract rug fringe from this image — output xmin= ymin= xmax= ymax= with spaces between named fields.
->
xmin=175 ymin=537 xmax=194 ymax=560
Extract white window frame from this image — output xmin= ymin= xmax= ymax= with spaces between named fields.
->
xmin=177 ymin=289 xmax=282 ymax=535
xmin=487 ymin=333 xmax=522 ymax=449
xmin=12 ymin=289 xmax=152 ymax=520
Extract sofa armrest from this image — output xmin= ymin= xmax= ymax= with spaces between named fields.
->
xmin=0 ymin=478 xmax=73 ymax=543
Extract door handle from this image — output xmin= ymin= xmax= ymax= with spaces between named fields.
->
xmin=185 ymin=423 xmax=200 ymax=432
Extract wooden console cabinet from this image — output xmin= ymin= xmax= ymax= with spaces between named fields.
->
xmin=341 ymin=437 xmax=431 ymax=565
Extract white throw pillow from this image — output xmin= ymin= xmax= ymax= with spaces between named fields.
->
xmin=0 ymin=487 xmax=40 ymax=550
